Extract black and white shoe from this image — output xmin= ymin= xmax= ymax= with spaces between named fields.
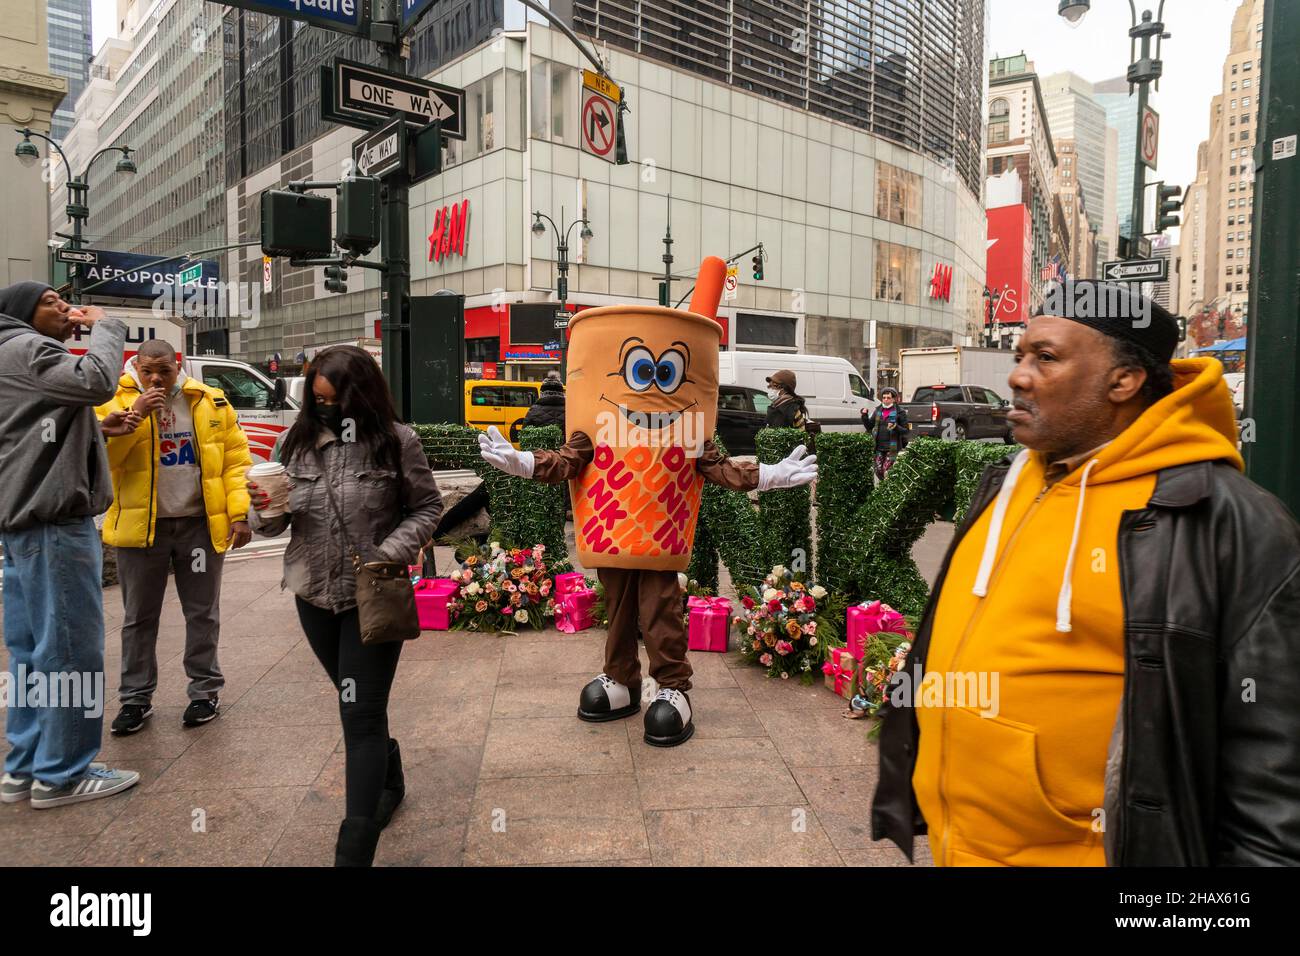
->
xmin=182 ymin=698 xmax=220 ymax=727
xmin=644 ymin=688 xmax=694 ymax=747
xmin=110 ymin=703 xmax=153 ymax=736
xmin=576 ymin=674 xmax=640 ymax=722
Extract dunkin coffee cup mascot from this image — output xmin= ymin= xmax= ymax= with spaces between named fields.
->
xmin=478 ymin=257 xmax=817 ymax=746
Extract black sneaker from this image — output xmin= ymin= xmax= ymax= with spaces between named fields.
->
xmin=182 ymin=698 xmax=220 ymax=727
xmin=110 ymin=703 xmax=153 ymax=736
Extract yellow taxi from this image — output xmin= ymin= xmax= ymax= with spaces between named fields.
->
xmin=464 ymin=379 xmax=542 ymax=448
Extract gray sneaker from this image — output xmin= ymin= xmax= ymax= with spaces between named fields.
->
xmin=2 ymin=762 xmax=107 ymax=804
xmin=30 ymin=766 xmax=139 ymax=809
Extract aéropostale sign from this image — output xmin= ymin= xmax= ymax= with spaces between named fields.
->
xmin=81 ymin=250 xmax=220 ymax=300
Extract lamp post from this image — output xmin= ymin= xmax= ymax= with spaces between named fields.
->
xmin=531 ymin=206 xmax=592 ymax=383
xmin=15 ymin=128 xmax=136 ymax=303
xmin=1057 ymin=1 xmax=1170 ymax=261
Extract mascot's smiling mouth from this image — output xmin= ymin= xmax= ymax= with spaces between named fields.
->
xmin=600 ymin=395 xmax=699 ymax=430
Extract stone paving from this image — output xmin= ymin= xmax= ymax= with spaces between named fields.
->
xmin=0 ymin=525 xmax=951 ymax=867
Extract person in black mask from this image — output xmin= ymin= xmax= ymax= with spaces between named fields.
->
xmin=246 ymin=346 xmax=444 ymax=866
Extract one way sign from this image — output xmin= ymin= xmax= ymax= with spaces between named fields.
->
xmin=1102 ymin=258 xmax=1168 ymax=283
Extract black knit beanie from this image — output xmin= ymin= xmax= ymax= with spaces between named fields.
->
xmin=1033 ymin=279 xmax=1179 ymax=364
xmin=0 ymin=281 xmax=54 ymax=325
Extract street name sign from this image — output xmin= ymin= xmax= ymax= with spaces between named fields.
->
xmin=1102 ymin=258 xmax=1168 ymax=283
xmin=56 ymin=248 xmax=97 ymax=265
xmin=332 ymin=59 xmax=465 ymax=139
xmin=221 ymin=0 xmax=369 ymax=37
xmin=400 ymin=0 xmax=439 ymax=34
xmin=553 ymin=311 xmax=570 ymax=330
xmin=178 ymin=262 xmax=204 ymax=285
xmin=352 ymin=118 xmax=408 ymax=178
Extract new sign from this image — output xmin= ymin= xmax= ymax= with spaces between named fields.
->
xmin=222 ymin=0 xmax=368 ymax=36
xmin=428 ymin=199 xmax=470 ymax=263
xmin=81 ymin=250 xmax=220 ymax=300
xmin=332 ymin=59 xmax=465 ymax=139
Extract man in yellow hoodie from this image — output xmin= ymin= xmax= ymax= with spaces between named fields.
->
xmin=873 ymin=280 xmax=1300 ymax=866
xmin=97 ymin=339 xmax=252 ymax=735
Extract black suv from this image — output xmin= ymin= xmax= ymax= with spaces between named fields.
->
xmin=717 ymin=384 xmax=772 ymax=456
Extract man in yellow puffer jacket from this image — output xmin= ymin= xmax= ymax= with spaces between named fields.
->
xmin=96 ymin=339 xmax=252 ymax=735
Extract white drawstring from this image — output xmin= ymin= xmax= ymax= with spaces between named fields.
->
xmin=972 ymin=450 xmax=1031 ymax=597
xmin=1054 ymin=458 xmax=1100 ymax=633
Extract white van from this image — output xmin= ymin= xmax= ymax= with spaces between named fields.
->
xmin=66 ymin=307 xmax=300 ymax=462
xmin=716 ymin=350 xmax=875 ymax=432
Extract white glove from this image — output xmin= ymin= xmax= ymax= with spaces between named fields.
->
xmin=758 ymin=444 xmax=817 ymax=491
xmin=478 ymin=426 xmax=535 ymax=478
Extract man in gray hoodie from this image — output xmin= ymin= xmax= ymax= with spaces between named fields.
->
xmin=0 ymin=282 xmax=141 ymax=809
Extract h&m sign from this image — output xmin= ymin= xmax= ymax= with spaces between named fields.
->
xmin=428 ymin=199 xmax=469 ymax=264
xmin=928 ymin=262 xmax=953 ymax=302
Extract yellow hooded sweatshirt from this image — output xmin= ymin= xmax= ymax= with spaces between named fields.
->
xmin=912 ymin=358 xmax=1242 ymax=867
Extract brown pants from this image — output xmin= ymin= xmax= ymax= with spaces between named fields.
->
xmin=596 ymin=567 xmax=692 ymax=695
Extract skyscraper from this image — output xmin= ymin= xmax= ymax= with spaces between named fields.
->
xmin=1093 ymin=75 xmax=1153 ymax=243
xmin=46 ymin=0 xmax=93 ymax=141
xmin=1041 ymin=70 xmax=1116 ymax=264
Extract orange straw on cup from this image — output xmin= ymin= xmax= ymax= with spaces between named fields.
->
xmin=688 ymin=256 xmax=727 ymax=321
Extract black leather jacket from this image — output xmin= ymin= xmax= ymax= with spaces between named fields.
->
xmin=872 ymin=457 xmax=1300 ymax=866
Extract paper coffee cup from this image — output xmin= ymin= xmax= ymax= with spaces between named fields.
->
xmin=247 ymin=461 xmax=289 ymax=517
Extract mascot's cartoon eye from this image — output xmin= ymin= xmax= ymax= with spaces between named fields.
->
xmin=623 ymin=347 xmax=657 ymax=392
xmin=654 ymin=350 xmax=686 ymax=394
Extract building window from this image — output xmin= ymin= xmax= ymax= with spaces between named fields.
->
xmin=875 ymin=162 xmax=922 ymax=226
xmin=988 ymin=97 xmax=1010 ymax=145
xmin=873 ymin=241 xmax=921 ymax=305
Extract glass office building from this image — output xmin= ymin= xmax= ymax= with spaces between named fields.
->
xmin=47 ymin=0 xmax=93 ymax=141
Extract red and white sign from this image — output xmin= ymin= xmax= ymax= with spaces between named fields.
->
xmin=1141 ymin=105 xmax=1159 ymax=170
xmin=928 ymin=262 xmax=953 ymax=302
xmin=986 ymin=204 xmax=1032 ymax=325
xmin=723 ymin=266 xmax=738 ymax=301
xmin=428 ymin=198 xmax=470 ymax=263
xmin=581 ymin=92 xmax=616 ymax=160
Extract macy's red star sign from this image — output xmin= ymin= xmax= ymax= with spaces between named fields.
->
xmin=428 ymin=199 xmax=470 ymax=263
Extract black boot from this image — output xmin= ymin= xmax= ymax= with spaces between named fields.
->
xmin=335 ymin=817 xmax=381 ymax=867
xmin=373 ymin=738 xmax=405 ymax=830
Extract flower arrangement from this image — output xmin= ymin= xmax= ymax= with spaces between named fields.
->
xmin=448 ymin=541 xmax=556 ymax=633
xmin=734 ymin=565 xmax=845 ymax=684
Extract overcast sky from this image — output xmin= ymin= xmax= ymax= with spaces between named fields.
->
xmin=92 ymin=0 xmax=1240 ymax=197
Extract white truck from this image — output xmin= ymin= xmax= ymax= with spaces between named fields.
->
xmin=65 ymin=307 xmax=299 ymax=463
xmin=899 ymin=346 xmax=1017 ymax=404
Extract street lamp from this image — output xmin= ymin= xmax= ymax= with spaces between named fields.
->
xmin=1058 ymin=0 xmax=1090 ymax=25
xmin=532 ymin=206 xmax=593 ymax=382
xmin=14 ymin=128 xmax=137 ymax=303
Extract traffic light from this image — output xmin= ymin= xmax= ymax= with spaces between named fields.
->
xmin=1157 ymin=183 xmax=1183 ymax=231
xmin=324 ymin=264 xmax=348 ymax=294
xmin=336 ymin=177 xmax=381 ymax=255
xmin=752 ymin=253 xmax=764 ymax=281
xmin=658 ymin=281 xmax=668 ymax=306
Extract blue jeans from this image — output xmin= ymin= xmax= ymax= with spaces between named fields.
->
xmin=2 ymin=517 xmax=105 ymax=786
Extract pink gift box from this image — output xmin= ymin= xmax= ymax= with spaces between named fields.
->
xmin=556 ymin=588 xmax=596 ymax=633
xmin=687 ymin=596 xmax=733 ymax=652
xmin=846 ymin=601 xmax=908 ymax=660
xmin=414 ymin=578 xmax=459 ymax=631
xmin=554 ymin=571 xmax=588 ymax=600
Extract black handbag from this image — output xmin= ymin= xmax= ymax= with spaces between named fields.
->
xmin=316 ymin=449 xmax=420 ymax=645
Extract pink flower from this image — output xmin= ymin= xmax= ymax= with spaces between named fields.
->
xmin=513 ymin=551 xmax=528 ymax=565
xmin=767 ymin=599 xmax=782 ymax=613
xmin=804 ymin=596 xmax=816 ymax=612
xmin=539 ymin=582 xmax=551 ymax=596
xmin=775 ymin=640 xmax=793 ymax=656
xmin=802 ymin=621 xmax=817 ymax=635
xmin=760 ymin=653 xmax=773 ymax=666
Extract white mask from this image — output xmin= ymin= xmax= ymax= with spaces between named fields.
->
xmin=766 ymin=387 xmax=781 ymax=401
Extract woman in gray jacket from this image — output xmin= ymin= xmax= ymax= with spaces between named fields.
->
xmin=247 ymin=346 xmax=443 ymax=866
